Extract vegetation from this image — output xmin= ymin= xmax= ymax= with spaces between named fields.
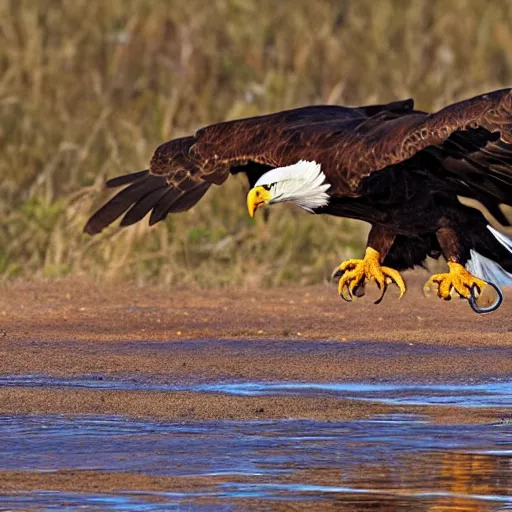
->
xmin=1 ymin=0 xmax=512 ymax=286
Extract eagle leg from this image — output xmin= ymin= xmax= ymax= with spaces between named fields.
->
xmin=334 ymin=247 xmax=406 ymax=304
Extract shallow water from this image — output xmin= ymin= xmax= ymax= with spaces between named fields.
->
xmin=3 ymin=342 xmax=512 ymax=512
xmin=202 ymin=379 xmax=512 ymax=407
xmin=2 ymin=374 xmax=512 ymax=407
xmin=1 ymin=413 xmax=512 ymax=511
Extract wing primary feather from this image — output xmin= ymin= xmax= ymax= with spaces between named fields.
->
xmin=148 ymin=182 xmax=212 ymax=225
xmin=105 ymin=169 xmax=149 ymax=188
xmin=166 ymin=182 xmax=211 ymax=213
xmin=148 ymin=188 xmax=181 ymax=225
xmin=84 ymin=176 xmax=167 ymax=235
xmin=120 ymin=187 xmax=170 ymax=227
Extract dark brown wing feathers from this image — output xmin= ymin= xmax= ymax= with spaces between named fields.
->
xmin=148 ymin=180 xmax=210 ymax=225
xmin=120 ymin=186 xmax=170 ymax=227
xmin=105 ymin=169 xmax=150 ymax=188
xmin=84 ymin=174 xmax=167 ymax=235
xmin=84 ymin=137 xmax=214 ymax=234
xmin=352 ymin=88 xmax=512 ymax=174
xmin=85 ymin=89 xmax=512 ymax=233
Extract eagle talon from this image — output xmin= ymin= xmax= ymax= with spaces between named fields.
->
xmin=374 ymin=283 xmax=387 ymax=305
xmin=339 ymin=287 xmax=352 ymax=302
xmin=336 ymin=247 xmax=406 ymax=303
xmin=468 ymin=282 xmax=481 ymax=296
xmin=338 ymin=279 xmax=353 ymax=302
xmin=468 ymin=281 xmax=503 ymax=314
xmin=423 ymin=262 xmax=503 ymax=313
xmin=332 ymin=269 xmax=343 ymax=281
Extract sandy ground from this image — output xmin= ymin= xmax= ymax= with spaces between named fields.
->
xmin=1 ymin=272 xmax=511 ymax=346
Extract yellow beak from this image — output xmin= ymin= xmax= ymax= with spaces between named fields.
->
xmin=247 ymin=186 xmax=272 ymax=217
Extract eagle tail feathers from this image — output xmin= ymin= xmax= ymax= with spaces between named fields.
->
xmin=466 ymin=225 xmax=512 ymax=286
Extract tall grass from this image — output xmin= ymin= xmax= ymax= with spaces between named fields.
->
xmin=1 ymin=0 xmax=511 ymax=286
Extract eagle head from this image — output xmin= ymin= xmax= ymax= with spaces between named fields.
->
xmin=246 ymin=160 xmax=331 ymax=217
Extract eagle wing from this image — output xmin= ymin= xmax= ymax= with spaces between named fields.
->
xmin=149 ymin=99 xmax=418 ymax=192
xmin=346 ymin=88 xmax=512 ymax=215
xmin=85 ymin=89 xmax=512 ymax=234
xmin=84 ymin=100 xmax=416 ymax=234
xmin=194 ymin=88 xmax=512 ymax=219
xmin=162 ymin=88 xmax=512 ymax=205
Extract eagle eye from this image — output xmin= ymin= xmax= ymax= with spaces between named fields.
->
xmin=262 ymin=184 xmax=271 ymax=191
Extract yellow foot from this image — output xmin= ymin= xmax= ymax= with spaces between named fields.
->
xmin=424 ymin=262 xmax=487 ymax=300
xmin=334 ymin=247 xmax=406 ymax=304
xmin=423 ymin=262 xmax=503 ymax=314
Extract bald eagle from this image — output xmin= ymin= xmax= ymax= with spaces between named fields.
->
xmin=85 ymin=88 xmax=512 ymax=314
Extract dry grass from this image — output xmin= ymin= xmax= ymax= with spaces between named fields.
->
xmin=1 ymin=0 xmax=512 ymax=286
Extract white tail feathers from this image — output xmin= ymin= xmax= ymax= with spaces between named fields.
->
xmin=466 ymin=225 xmax=512 ymax=286
xmin=488 ymin=225 xmax=512 ymax=252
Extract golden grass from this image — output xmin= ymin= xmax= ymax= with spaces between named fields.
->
xmin=1 ymin=0 xmax=512 ymax=285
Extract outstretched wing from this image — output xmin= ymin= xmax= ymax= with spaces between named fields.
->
xmin=84 ymin=89 xmax=512 ymax=235
xmin=345 ymin=88 xmax=512 ymax=222
xmin=180 ymin=100 xmax=418 ymax=190
xmin=164 ymin=89 xmax=512 ymax=208
xmin=84 ymin=100 xmax=416 ymax=235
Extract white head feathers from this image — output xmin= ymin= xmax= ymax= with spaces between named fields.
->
xmin=254 ymin=160 xmax=331 ymax=212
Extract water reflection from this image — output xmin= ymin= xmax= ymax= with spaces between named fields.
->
xmin=1 ymin=415 xmax=511 ymax=511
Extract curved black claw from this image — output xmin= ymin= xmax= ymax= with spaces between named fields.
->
xmin=374 ymin=282 xmax=388 ymax=305
xmin=332 ymin=268 xmax=343 ymax=281
xmin=468 ymin=282 xmax=503 ymax=314
xmin=339 ymin=282 xmax=353 ymax=302
xmin=333 ymin=267 xmax=353 ymax=302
